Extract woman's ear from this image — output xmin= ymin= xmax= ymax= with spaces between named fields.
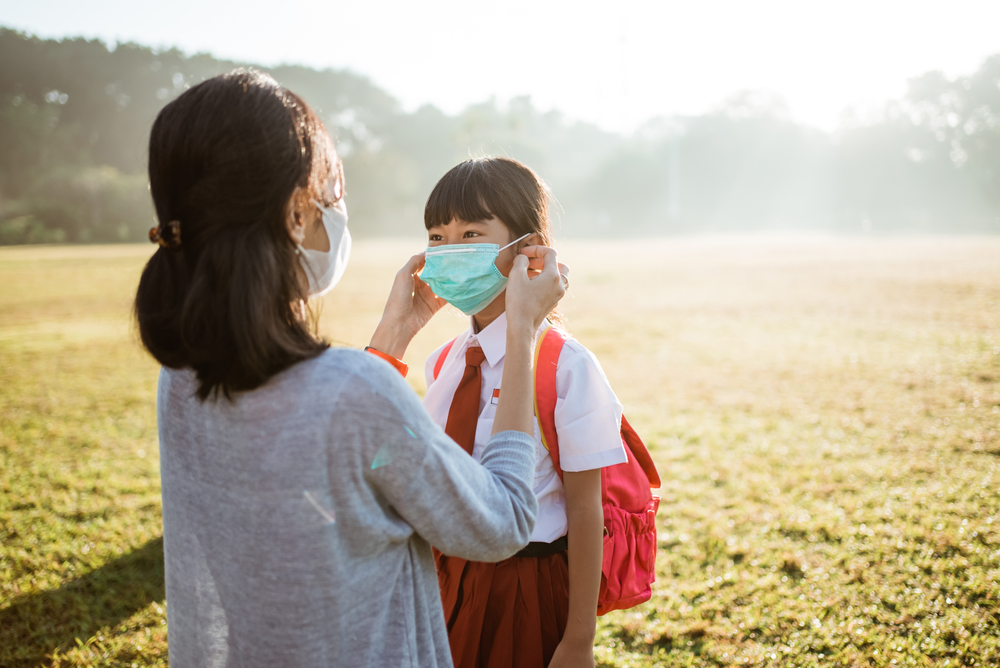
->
xmin=284 ymin=186 xmax=308 ymax=247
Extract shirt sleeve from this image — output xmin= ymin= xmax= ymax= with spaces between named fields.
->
xmin=350 ymin=356 xmax=538 ymax=561
xmin=553 ymin=340 xmax=628 ymax=472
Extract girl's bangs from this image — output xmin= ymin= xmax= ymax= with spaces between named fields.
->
xmin=424 ymin=165 xmax=497 ymax=229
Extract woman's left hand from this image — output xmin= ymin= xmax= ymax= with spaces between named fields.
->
xmin=519 ymin=245 xmax=569 ymax=284
xmin=369 ymin=253 xmax=446 ymax=359
xmin=505 ymin=246 xmax=567 ymax=334
xmin=547 ymin=639 xmax=596 ymax=668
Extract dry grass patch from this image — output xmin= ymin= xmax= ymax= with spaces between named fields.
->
xmin=2 ymin=237 xmax=999 ymax=666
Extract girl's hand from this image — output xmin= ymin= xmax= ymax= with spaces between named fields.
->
xmin=369 ymin=253 xmax=447 ymax=359
xmin=547 ymin=640 xmax=596 ymax=668
xmin=505 ymin=245 xmax=566 ymax=334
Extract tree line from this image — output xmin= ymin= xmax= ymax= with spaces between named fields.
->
xmin=0 ymin=27 xmax=998 ymax=244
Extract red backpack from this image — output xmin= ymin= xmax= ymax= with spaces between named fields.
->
xmin=433 ymin=325 xmax=662 ymax=615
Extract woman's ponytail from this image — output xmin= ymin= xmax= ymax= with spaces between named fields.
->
xmin=134 ymin=70 xmax=338 ymax=400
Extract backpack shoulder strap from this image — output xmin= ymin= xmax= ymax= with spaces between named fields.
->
xmin=621 ymin=415 xmax=662 ymax=489
xmin=432 ymin=338 xmax=458 ymax=381
xmin=533 ymin=324 xmax=569 ymax=479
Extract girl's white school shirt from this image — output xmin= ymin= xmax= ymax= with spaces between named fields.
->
xmin=423 ymin=312 xmax=628 ymax=544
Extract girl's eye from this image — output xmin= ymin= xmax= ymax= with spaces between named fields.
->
xmin=429 ymin=234 xmax=442 ymax=241
xmin=462 ymin=231 xmax=480 ymax=239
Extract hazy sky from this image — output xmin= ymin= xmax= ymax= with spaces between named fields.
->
xmin=3 ymin=0 xmax=999 ymax=134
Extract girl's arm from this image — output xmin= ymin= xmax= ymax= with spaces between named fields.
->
xmin=550 ymin=468 xmax=602 ymax=668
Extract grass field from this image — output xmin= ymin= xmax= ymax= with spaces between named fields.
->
xmin=1 ymin=237 xmax=999 ymax=667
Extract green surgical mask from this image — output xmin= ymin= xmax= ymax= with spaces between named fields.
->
xmin=421 ymin=233 xmax=531 ymax=315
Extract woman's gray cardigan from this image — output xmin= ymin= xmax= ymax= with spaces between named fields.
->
xmin=157 ymin=348 xmax=538 ymax=667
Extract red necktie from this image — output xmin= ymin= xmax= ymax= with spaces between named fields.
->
xmin=445 ymin=346 xmax=486 ymax=454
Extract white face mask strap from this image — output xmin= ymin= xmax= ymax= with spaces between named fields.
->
xmin=499 ymin=232 xmax=533 ymax=252
xmin=296 ymin=243 xmax=317 ymax=277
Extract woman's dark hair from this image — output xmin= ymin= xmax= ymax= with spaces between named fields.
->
xmin=135 ymin=69 xmax=341 ymax=400
xmin=424 ymin=156 xmax=562 ymax=323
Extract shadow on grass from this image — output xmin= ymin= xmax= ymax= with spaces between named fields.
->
xmin=0 ymin=537 xmax=164 ymax=667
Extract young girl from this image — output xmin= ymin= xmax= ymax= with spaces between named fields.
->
xmin=419 ymin=157 xmax=627 ymax=668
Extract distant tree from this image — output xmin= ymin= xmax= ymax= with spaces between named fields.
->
xmin=830 ymin=103 xmax=982 ymax=232
xmin=0 ymin=26 xmax=998 ymax=243
xmin=904 ymin=56 xmax=1000 ymax=224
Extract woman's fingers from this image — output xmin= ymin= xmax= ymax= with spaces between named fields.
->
xmin=383 ymin=252 xmax=439 ymax=318
xmin=519 ymin=245 xmax=561 ymax=282
xmin=389 ymin=254 xmax=425 ymax=296
xmin=414 ymin=273 xmax=447 ymax=309
xmin=517 ymin=244 xmax=550 ymax=259
xmin=506 ymin=247 xmax=565 ymax=330
xmin=520 ymin=246 xmax=569 ymax=283
xmin=557 ymin=262 xmax=569 ymax=290
xmin=400 ymin=252 xmax=426 ymax=277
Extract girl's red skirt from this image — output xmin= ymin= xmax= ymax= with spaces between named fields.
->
xmin=436 ymin=549 xmax=570 ymax=668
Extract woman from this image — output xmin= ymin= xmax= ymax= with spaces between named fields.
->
xmin=134 ymin=70 xmax=565 ymax=667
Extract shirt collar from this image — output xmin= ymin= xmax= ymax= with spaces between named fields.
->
xmin=469 ymin=311 xmax=508 ymax=368
xmin=466 ymin=312 xmax=551 ymax=369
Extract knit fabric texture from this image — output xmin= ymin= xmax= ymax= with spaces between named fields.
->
xmin=157 ymin=348 xmax=538 ymax=667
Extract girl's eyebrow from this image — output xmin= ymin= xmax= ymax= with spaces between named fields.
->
xmin=432 ymin=219 xmax=490 ymax=230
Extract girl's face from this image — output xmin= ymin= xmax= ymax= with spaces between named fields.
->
xmin=427 ymin=216 xmax=536 ymax=277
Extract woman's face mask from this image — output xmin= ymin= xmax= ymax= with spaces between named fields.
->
xmin=297 ymin=200 xmax=351 ymax=298
xmin=421 ymin=233 xmax=531 ymax=315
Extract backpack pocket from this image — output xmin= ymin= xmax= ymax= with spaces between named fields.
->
xmin=598 ymin=496 xmax=659 ymax=615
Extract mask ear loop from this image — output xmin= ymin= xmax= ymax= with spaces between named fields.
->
xmin=498 ymin=233 xmax=533 ymax=252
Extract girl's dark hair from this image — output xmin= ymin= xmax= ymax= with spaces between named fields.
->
xmin=135 ymin=69 xmax=341 ymax=400
xmin=424 ymin=156 xmax=555 ymax=248
xmin=424 ymin=156 xmax=562 ymax=323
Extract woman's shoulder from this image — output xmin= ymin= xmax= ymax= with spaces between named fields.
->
xmin=279 ymin=347 xmax=419 ymax=420
xmin=306 ymin=347 xmax=402 ymax=387
xmin=158 ymin=348 xmax=389 ymax=396
xmin=313 ymin=346 xmax=377 ymax=369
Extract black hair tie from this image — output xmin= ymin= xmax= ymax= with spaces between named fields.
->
xmin=148 ymin=220 xmax=182 ymax=249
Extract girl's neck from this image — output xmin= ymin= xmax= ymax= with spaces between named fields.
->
xmin=472 ymin=292 xmax=506 ymax=332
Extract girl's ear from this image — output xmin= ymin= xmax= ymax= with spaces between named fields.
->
xmin=521 ymin=232 xmax=542 ymax=249
xmin=284 ymin=186 xmax=308 ymax=246
xmin=508 ymin=232 xmax=541 ymax=257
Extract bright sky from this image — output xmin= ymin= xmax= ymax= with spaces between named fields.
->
xmin=3 ymin=0 xmax=999 ymax=134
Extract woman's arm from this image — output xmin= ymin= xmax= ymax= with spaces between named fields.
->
xmin=363 ymin=249 xmax=566 ymax=560
xmin=550 ymin=468 xmax=602 ymax=668
xmin=368 ymin=253 xmax=446 ymax=359
xmin=493 ymin=248 xmax=564 ymax=436
xmin=354 ymin=361 xmax=538 ymax=561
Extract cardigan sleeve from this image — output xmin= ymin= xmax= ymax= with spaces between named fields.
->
xmin=351 ymin=355 xmax=538 ymax=561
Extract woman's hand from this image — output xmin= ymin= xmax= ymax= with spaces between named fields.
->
xmin=519 ymin=244 xmax=569 ymax=283
xmin=504 ymin=245 xmax=566 ymax=334
xmin=369 ymin=253 xmax=446 ymax=359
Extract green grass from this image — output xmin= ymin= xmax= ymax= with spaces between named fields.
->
xmin=2 ymin=238 xmax=999 ymax=666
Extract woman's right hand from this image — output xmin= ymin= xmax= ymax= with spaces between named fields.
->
xmin=504 ymin=245 xmax=567 ymax=334
xmin=369 ymin=253 xmax=446 ymax=359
